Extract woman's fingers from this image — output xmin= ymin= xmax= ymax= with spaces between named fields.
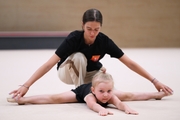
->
xmin=155 ymin=82 xmax=173 ymax=95
xmin=100 ymin=67 xmax=106 ymax=73
xmin=9 ymin=90 xmax=18 ymax=95
xmin=163 ymin=86 xmax=173 ymax=95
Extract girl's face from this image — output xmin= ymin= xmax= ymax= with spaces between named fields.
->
xmin=82 ymin=21 xmax=101 ymax=45
xmin=91 ymin=82 xmax=113 ymax=103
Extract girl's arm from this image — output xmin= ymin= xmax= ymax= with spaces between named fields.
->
xmin=109 ymin=95 xmax=138 ymax=115
xmin=84 ymin=94 xmax=113 ymax=116
xmin=9 ymin=54 xmax=60 ymax=99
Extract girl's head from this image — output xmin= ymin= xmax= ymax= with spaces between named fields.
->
xmin=91 ymin=72 xmax=114 ymax=103
xmin=82 ymin=9 xmax=103 ymax=45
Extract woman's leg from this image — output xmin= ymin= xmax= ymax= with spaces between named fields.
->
xmin=113 ymin=90 xmax=169 ymax=101
xmin=7 ymin=91 xmax=77 ymax=105
xmin=84 ymin=70 xmax=99 ymax=84
xmin=58 ymin=52 xmax=87 ymax=87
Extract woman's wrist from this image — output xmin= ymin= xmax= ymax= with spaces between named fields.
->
xmin=19 ymin=85 xmax=29 ymax=89
xmin=151 ymin=78 xmax=159 ymax=84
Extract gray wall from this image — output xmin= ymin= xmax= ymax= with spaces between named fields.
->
xmin=0 ymin=0 xmax=180 ymax=48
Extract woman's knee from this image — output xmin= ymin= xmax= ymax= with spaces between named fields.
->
xmin=72 ymin=52 xmax=87 ymax=64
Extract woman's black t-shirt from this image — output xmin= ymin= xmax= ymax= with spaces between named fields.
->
xmin=55 ymin=30 xmax=124 ymax=72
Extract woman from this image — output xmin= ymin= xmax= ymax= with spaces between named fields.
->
xmin=9 ymin=8 xmax=173 ymax=100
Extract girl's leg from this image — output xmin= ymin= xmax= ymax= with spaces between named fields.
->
xmin=7 ymin=91 xmax=77 ymax=105
xmin=113 ymin=90 xmax=169 ymax=101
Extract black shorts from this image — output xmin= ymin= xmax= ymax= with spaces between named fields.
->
xmin=71 ymin=83 xmax=92 ymax=103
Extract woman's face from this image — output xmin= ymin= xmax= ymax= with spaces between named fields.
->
xmin=82 ymin=21 xmax=101 ymax=45
xmin=91 ymin=82 xmax=113 ymax=103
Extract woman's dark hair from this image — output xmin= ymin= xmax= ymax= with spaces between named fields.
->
xmin=82 ymin=9 xmax=103 ymax=26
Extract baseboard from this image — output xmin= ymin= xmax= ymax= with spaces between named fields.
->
xmin=0 ymin=31 xmax=69 ymax=50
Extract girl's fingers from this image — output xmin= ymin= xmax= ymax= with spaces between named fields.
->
xmin=108 ymin=111 xmax=113 ymax=115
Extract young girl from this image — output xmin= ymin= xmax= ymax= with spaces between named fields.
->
xmin=9 ymin=8 xmax=173 ymax=101
xmin=7 ymin=72 xmax=169 ymax=116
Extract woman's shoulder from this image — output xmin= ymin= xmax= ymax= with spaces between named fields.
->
xmin=97 ymin=32 xmax=110 ymax=40
xmin=96 ymin=32 xmax=112 ymax=44
xmin=98 ymin=32 xmax=108 ymax=37
xmin=65 ymin=30 xmax=84 ymax=42
xmin=68 ymin=30 xmax=83 ymax=37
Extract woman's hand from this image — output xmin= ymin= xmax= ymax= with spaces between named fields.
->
xmin=100 ymin=67 xmax=106 ymax=73
xmin=153 ymin=80 xmax=173 ymax=95
xmin=9 ymin=85 xmax=29 ymax=99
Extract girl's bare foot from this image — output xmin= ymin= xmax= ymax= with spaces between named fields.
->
xmin=155 ymin=91 xmax=171 ymax=100
xmin=7 ymin=97 xmax=25 ymax=105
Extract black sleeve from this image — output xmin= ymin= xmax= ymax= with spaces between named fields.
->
xmin=106 ymin=37 xmax=124 ymax=58
xmin=55 ymin=31 xmax=77 ymax=59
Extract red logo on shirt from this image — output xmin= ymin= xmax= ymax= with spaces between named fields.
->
xmin=91 ymin=55 xmax=100 ymax=62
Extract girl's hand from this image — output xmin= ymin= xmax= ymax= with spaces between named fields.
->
xmin=124 ymin=107 xmax=139 ymax=115
xmin=99 ymin=109 xmax=113 ymax=116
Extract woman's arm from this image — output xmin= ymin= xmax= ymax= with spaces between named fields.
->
xmin=109 ymin=95 xmax=138 ymax=115
xmin=84 ymin=94 xmax=113 ymax=116
xmin=9 ymin=53 xmax=60 ymax=98
xmin=119 ymin=54 xmax=173 ymax=95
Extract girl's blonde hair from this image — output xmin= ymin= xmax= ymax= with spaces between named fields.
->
xmin=92 ymin=72 xmax=114 ymax=88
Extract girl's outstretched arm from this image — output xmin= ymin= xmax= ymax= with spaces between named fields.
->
xmin=84 ymin=94 xmax=113 ymax=116
xmin=109 ymin=95 xmax=138 ymax=115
